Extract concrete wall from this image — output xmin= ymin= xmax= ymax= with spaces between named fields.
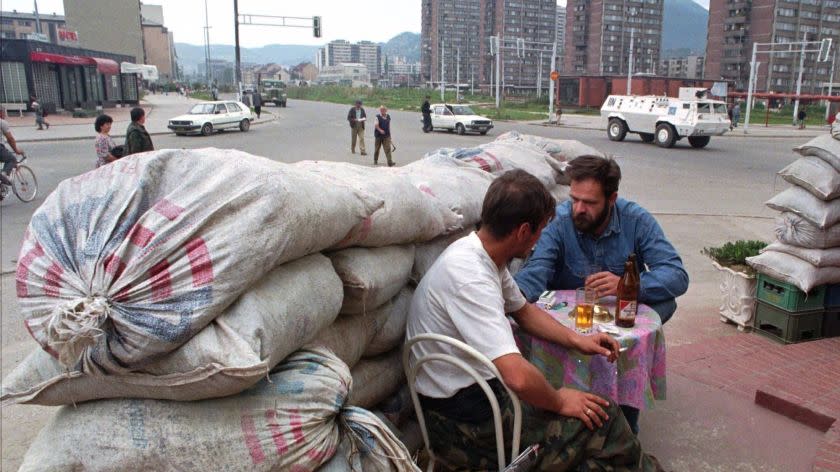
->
xmin=142 ymin=24 xmax=172 ymax=80
xmin=63 ymin=0 xmax=144 ymax=64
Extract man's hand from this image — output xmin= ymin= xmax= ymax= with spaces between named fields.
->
xmin=556 ymin=387 xmax=610 ymax=430
xmin=573 ymin=332 xmax=619 ymax=362
xmin=585 ymin=271 xmax=620 ymax=297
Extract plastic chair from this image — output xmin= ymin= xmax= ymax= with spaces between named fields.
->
xmin=403 ymin=333 xmax=523 ymax=472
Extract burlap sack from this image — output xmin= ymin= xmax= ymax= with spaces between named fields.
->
xmin=348 ymin=349 xmax=405 ymax=409
xmin=747 ymin=251 xmax=840 ymax=292
xmin=775 ymin=212 xmax=840 ymax=249
xmin=778 ymin=156 xmax=840 ymax=201
xmin=329 ymin=245 xmax=415 ymax=315
xmin=364 ymin=287 xmax=414 ymax=357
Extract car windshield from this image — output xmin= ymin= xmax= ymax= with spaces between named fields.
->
xmin=189 ymin=104 xmax=216 ymax=114
xmin=714 ymin=103 xmax=728 ymax=114
xmin=451 ymin=106 xmax=476 ymax=115
xmin=697 ymin=103 xmax=711 ymax=113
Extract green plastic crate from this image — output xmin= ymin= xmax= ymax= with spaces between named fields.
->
xmin=753 ymin=300 xmax=824 ymax=344
xmin=824 ymin=309 xmax=840 ymax=338
xmin=756 ymin=274 xmax=825 ymax=312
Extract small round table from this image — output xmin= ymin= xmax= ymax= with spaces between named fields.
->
xmin=513 ymin=290 xmax=667 ymax=411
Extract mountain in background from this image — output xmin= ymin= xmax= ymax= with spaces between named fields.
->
xmin=661 ymin=0 xmax=708 ymax=57
xmin=382 ymin=32 xmax=420 ymax=62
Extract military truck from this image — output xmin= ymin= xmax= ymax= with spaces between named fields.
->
xmin=600 ymin=87 xmax=730 ymax=148
xmin=260 ymin=79 xmax=287 ymax=107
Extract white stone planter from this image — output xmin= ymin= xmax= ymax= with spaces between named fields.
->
xmin=712 ymin=261 xmax=757 ymax=331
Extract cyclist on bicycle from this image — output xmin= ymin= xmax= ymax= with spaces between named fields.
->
xmin=0 ymin=106 xmax=25 ymax=195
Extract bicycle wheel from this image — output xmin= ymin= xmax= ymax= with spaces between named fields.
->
xmin=12 ymin=165 xmax=38 ymax=202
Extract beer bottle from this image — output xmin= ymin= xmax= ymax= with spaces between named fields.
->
xmin=616 ymin=253 xmax=639 ymax=328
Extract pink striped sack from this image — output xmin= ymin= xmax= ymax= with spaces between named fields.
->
xmin=15 ymin=148 xmax=382 ymax=372
xmin=18 ymin=347 xmax=350 ymax=472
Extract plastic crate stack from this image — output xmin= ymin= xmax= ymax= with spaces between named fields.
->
xmin=746 ymin=134 xmax=840 ymax=344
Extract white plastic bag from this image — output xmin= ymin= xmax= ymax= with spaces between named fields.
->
xmin=766 ymin=186 xmax=840 ymax=229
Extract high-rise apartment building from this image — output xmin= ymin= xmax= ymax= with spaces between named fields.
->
xmin=564 ymin=0 xmax=664 ymax=76
xmin=0 ymin=10 xmax=66 ymax=43
xmin=140 ymin=3 xmax=177 ymax=82
xmin=421 ymin=0 xmax=559 ymax=93
xmin=705 ymin=0 xmax=840 ymax=93
xmin=316 ymin=40 xmax=382 ymax=78
xmin=557 ymin=5 xmax=566 ymax=72
xmin=660 ymin=55 xmax=705 ymax=79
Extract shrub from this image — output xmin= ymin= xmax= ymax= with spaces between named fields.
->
xmin=702 ymin=240 xmax=767 ymax=274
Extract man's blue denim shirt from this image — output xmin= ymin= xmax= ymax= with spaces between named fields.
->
xmin=514 ymin=198 xmax=689 ymax=320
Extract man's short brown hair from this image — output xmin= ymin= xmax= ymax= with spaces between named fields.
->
xmin=480 ymin=169 xmax=556 ymax=239
xmin=566 ymin=155 xmax=621 ymax=198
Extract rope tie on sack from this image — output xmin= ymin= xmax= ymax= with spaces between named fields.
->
xmin=46 ymin=296 xmax=111 ymax=368
xmin=338 ymin=407 xmax=420 ymax=471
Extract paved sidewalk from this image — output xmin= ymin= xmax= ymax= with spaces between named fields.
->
xmin=533 ymin=113 xmax=829 ymax=139
xmin=4 ymin=93 xmax=276 ymax=143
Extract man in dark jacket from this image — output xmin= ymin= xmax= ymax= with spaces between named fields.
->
xmin=374 ymin=105 xmax=394 ymax=167
xmin=347 ymin=100 xmax=367 ymax=155
xmin=253 ymin=91 xmax=263 ymax=119
xmin=421 ymin=95 xmax=432 ymax=132
xmin=125 ymin=107 xmax=154 ymax=156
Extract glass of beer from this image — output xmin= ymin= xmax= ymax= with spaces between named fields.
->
xmin=575 ymin=287 xmax=595 ymax=333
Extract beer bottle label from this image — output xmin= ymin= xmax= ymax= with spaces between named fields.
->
xmin=618 ymin=300 xmax=637 ymax=320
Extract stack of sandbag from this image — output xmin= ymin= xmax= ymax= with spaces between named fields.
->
xmin=17 ymin=346 xmax=419 ymax=472
xmin=747 ymin=134 xmax=840 ymax=291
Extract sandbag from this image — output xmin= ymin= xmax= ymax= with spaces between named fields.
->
xmin=778 ymin=156 xmax=840 ymax=201
xmin=794 ymin=134 xmax=840 ymax=173
xmin=747 ymin=251 xmax=840 ymax=293
xmin=427 ymin=140 xmax=560 ymax=188
xmin=376 ymin=385 xmax=414 ymax=427
xmin=296 ymin=161 xmax=463 ymax=247
xmin=3 ymin=254 xmax=342 ymax=406
xmin=411 ymin=229 xmax=473 ymax=284
xmin=315 ymin=301 xmax=393 ymax=368
xmin=763 ymin=242 xmax=840 ymax=268
xmin=348 ymin=349 xmax=405 ymax=409
xmin=329 ymin=245 xmax=415 ymax=315
xmin=775 ymin=212 xmax=840 ymax=249
xmin=498 ymin=131 xmax=607 ymax=184
xmin=364 ymin=287 xmax=414 ymax=357
xmin=766 ymin=186 xmax=840 ymax=229
xmin=399 ymin=160 xmax=494 ymax=226
xmin=16 ymin=149 xmax=381 ymax=372
xmin=18 ymin=347 xmax=347 ymax=472
xmin=318 ymin=407 xmax=421 ymax=472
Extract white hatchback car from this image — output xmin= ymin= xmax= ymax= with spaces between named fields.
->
xmin=168 ymin=101 xmax=254 ymax=136
xmin=430 ymin=103 xmax=494 ymax=135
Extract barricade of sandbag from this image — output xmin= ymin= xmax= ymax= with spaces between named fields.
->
xmin=16 ymin=149 xmax=382 ymax=373
xmin=18 ymin=347 xmax=357 ymax=472
xmin=3 ymin=254 xmax=343 ymax=405
xmin=364 ymin=288 xmax=414 ymax=357
xmin=295 ymin=161 xmax=463 ymax=248
xmin=349 ymin=348 xmax=405 ymax=409
xmin=399 ymin=159 xmax=494 ymax=227
xmin=329 ymin=245 xmax=415 ymax=315
xmin=748 ymin=134 xmax=840 ymax=291
xmin=411 ymin=228 xmax=473 ymax=284
xmin=315 ymin=299 xmax=393 ymax=368
xmin=319 ymin=409 xmax=421 ymax=472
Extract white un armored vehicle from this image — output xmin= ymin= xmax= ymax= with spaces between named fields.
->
xmin=600 ymin=87 xmax=730 ymax=148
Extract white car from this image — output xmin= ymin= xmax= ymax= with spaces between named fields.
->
xmin=430 ymin=103 xmax=493 ymax=135
xmin=168 ymin=101 xmax=254 ymax=136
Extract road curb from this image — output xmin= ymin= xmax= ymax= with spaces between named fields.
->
xmin=527 ymin=122 xmax=825 ymax=139
xmin=14 ymin=114 xmax=278 ymax=144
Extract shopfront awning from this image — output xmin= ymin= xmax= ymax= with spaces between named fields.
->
xmin=30 ymin=51 xmax=94 ymax=67
xmin=120 ymin=62 xmax=159 ymax=81
xmin=90 ymin=57 xmax=120 ymax=75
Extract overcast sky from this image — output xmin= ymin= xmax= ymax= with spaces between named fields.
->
xmin=2 ymin=0 xmax=711 ymax=47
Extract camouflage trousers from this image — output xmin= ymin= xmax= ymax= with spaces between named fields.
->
xmin=424 ymin=392 xmax=663 ymax=471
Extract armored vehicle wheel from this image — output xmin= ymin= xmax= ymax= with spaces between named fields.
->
xmin=607 ymin=119 xmax=627 ymax=141
xmin=688 ymin=136 xmax=710 ymax=148
xmin=639 ymin=133 xmax=654 ymax=143
xmin=655 ymin=123 xmax=677 ymax=148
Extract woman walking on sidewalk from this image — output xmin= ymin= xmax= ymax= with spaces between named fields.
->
xmin=31 ymin=96 xmax=49 ymax=130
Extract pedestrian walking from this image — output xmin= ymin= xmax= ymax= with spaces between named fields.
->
xmin=727 ymin=103 xmax=734 ymax=130
xmin=94 ymin=114 xmax=122 ymax=168
xmin=797 ymin=109 xmax=807 ymax=129
xmin=421 ymin=95 xmax=432 ymax=132
xmin=31 ymin=95 xmax=49 ymax=130
xmin=124 ymin=107 xmax=154 ymax=156
xmin=373 ymin=105 xmax=394 ymax=167
xmin=253 ymin=90 xmax=262 ymax=119
xmin=347 ymin=99 xmax=367 ymax=155
xmin=731 ymin=101 xmax=741 ymax=128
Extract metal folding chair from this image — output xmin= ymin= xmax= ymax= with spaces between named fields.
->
xmin=403 ymin=333 xmax=524 ymax=472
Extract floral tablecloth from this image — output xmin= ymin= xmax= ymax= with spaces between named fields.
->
xmin=514 ymin=291 xmax=666 ymax=410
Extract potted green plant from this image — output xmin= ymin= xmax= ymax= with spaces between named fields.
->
xmin=702 ymin=240 xmax=767 ymax=331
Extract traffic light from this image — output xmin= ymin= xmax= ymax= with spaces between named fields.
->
xmin=313 ymin=16 xmax=321 ymax=38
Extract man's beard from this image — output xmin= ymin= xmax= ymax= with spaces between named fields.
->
xmin=573 ymin=204 xmax=611 ymax=234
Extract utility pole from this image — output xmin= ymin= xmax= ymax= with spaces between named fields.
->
xmin=827 ymin=48 xmax=837 ymax=123
xmin=626 ymin=29 xmax=634 ymax=95
xmin=793 ymin=32 xmax=807 ymax=126
xmin=456 ymin=47 xmax=460 ymax=102
xmin=440 ymin=38 xmax=445 ymax=101
xmin=204 ymin=0 xmax=212 ymax=86
xmin=234 ymin=0 xmax=242 ymax=98
xmin=744 ymin=42 xmax=758 ymax=133
xmin=496 ymin=36 xmax=501 ymax=108
xmin=537 ymin=51 xmax=543 ymax=99
xmin=549 ymin=39 xmax=557 ymax=122
xmin=33 ymin=0 xmax=42 ymax=34
xmin=470 ymin=63 xmax=474 ymax=96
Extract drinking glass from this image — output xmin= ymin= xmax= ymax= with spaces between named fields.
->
xmin=575 ymin=287 xmax=595 ymax=333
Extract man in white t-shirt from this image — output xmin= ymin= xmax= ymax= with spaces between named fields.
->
xmin=406 ymin=169 xmax=663 ymax=471
xmin=0 ymin=107 xmax=25 ymax=196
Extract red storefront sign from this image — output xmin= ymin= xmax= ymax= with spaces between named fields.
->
xmin=58 ymin=29 xmax=79 ymax=42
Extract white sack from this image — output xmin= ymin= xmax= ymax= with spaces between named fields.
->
xmin=764 ymin=242 xmax=840 ymax=268
xmin=3 ymin=254 xmax=342 ymax=405
xmin=433 ymin=140 xmax=560 ymax=188
xmin=329 ymin=245 xmax=415 ymax=315
xmin=16 ymin=149 xmax=381 ymax=371
xmin=775 ymin=212 xmax=840 ymax=249
xmin=364 ymin=287 xmax=414 ymax=357
xmin=747 ymin=251 xmax=840 ymax=293
xmin=399 ymin=161 xmax=494 ymax=227
xmin=411 ymin=229 xmax=473 ymax=285
xmin=296 ymin=161 xmax=463 ymax=247
xmin=348 ymin=349 xmax=405 ymax=409
xmin=315 ymin=301 xmax=393 ymax=368
xmin=794 ymin=134 xmax=840 ymax=173
xmin=778 ymin=156 xmax=840 ymax=201
xmin=18 ymin=347 xmax=347 ymax=472
xmin=766 ymin=186 xmax=840 ymax=229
